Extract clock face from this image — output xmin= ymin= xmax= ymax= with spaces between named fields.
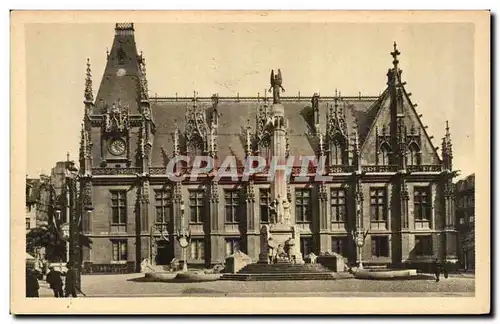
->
xmin=109 ymin=139 xmax=126 ymax=156
xmin=116 ymin=68 xmax=126 ymax=77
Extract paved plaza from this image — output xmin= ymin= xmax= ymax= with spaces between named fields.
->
xmin=37 ymin=273 xmax=475 ymax=298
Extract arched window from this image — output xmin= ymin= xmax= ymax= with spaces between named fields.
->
xmin=408 ymin=142 xmax=420 ymax=166
xmin=379 ymin=143 xmax=390 ymax=166
xmin=329 ymin=136 xmax=346 ymax=165
xmin=187 ymin=134 xmax=205 ymax=168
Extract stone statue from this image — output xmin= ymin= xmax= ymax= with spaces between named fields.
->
xmin=269 ymin=69 xmax=285 ymax=104
xmin=282 ymin=199 xmax=291 ymax=224
xmin=269 ymin=198 xmax=280 ymax=224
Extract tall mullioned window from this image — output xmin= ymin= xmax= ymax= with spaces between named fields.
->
xmin=379 ymin=143 xmax=390 ymax=166
xmin=112 ymin=240 xmax=128 ymax=262
xmin=260 ymin=189 xmax=271 ymax=223
xmin=224 ymin=190 xmax=241 ymax=223
xmin=330 ymin=140 xmax=345 ymax=165
xmin=331 ymin=236 xmax=348 ymax=257
xmin=189 ymin=190 xmax=204 ymax=224
xmin=414 ymin=187 xmax=431 ymax=221
xmin=371 ymin=236 xmax=389 ymax=257
xmin=190 ymin=239 xmax=205 ymax=260
xmin=155 ymin=190 xmax=172 ymax=225
xmin=370 ymin=188 xmax=386 ymax=222
xmin=225 ymin=238 xmax=240 ymax=256
xmin=330 ymin=189 xmax=346 ymax=223
xmin=415 ymin=235 xmax=433 ymax=256
xmin=408 ymin=143 xmax=420 ymax=166
xmin=111 ymin=191 xmax=127 ymax=224
xmin=295 ymin=189 xmax=312 ymax=223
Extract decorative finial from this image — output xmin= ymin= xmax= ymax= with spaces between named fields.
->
xmin=66 ymin=152 xmax=70 ymax=162
xmin=391 ymin=41 xmax=401 ymax=68
xmin=84 ymin=58 xmax=93 ymax=102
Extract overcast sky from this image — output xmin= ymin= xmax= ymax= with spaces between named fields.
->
xmin=25 ymin=22 xmax=474 ymax=178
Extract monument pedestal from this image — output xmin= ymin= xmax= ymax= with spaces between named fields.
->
xmin=258 ymin=224 xmax=304 ymax=265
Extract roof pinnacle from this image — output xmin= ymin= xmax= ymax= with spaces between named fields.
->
xmin=84 ymin=58 xmax=94 ymax=103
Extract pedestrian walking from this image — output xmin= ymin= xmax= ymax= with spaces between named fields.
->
xmin=443 ymin=261 xmax=449 ymax=279
xmin=433 ymin=258 xmax=441 ymax=282
xmin=26 ymin=268 xmax=40 ymax=298
xmin=46 ymin=266 xmax=64 ymax=297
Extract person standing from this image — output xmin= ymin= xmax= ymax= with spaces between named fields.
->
xmin=26 ymin=268 xmax=40 ymax=298
xmin=46 ymin=266 xmax=64 ymax=297
xmin=433 ymin=258 xmax=441 ymax=282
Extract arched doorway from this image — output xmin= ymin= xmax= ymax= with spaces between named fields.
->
xmin=155 ymin=239 xmax=174 ymax=265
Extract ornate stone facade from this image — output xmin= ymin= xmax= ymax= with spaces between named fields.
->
xmin=78 ymin=23 xmax=458 ymax=273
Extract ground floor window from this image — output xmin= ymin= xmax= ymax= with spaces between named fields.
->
xmin=371 ymin=236 xmax=389 ymax=257
xmin=111 ymin=240 xmax=128 ymax=262
xmin=300 ymin=237 xmax=313 ymax=256
xmin=225 ymin=238 xmax=241 ymax=256
xmin=331 ymin=236 xmax=348 ymax=257
xmin=415 ymin=235 xmax=433 ymax=256
xmin=190 ymin=239 xmax=205 ymax=261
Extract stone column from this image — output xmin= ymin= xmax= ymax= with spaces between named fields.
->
xmin=245 ymin=180 xmax=259 ymax=261
xmin=172 ymin=182 xmax=183 ymax=261
xmin=318 ymin=183 xmax=330 ymax=254
xmin=270 ymin=104 xmax=289 ymax=206
xmin=208 ymin=180 xmax=222 ymax=265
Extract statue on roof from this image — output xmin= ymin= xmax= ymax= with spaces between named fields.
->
xmin=269 ymin=69 xmax=285 ymax=104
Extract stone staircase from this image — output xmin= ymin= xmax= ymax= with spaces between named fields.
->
xmin=219 ymin=262 xmax=353 ymax=281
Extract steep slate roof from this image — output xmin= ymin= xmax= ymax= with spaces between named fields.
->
xmin=93 ymin=23 xmax=142 ymax=115
xmin=150 ymin=95 xmax=379 ymax=167
xmin=87 ymin=24 xmax=443 ymax=170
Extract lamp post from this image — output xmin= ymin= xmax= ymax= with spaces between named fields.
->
xmin=176 ymin=202 xmax=191 ymax=272
xmin=64 ymin=160 xmax=93 ymax=290
xmin=351 ymin=189 xmax=369 ymax=269
xmin=54 ymin=207 xmax=69 ymax=272
xmin=351 ymin=226 xmax=369 ymax=269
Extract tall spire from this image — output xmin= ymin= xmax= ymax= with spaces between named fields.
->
xmin=138 ymin=52 xmax=149 ymax=101
xmin=79 ymin=121 xmax=91 ymax=164
xmin=173 ymin=126 xmax=180 ymax=156
xmin=442 ymin=120 xmax=453 ymax=170
xmin=84 ymin=58 xmax=93 ymax=103
xmin=94 ymin=22 xmax=142 ymax=114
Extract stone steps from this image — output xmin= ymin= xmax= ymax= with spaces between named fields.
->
xmin=219 ymin=262 xmax=353 ymax=281
xmin=219 ymin=272 xmax=337 ymax=281
xmin=238 ymin=266 xmax=330 ymax=274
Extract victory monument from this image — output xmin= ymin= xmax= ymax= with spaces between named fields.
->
xmin=258 ymin=69 xmax=304 ymax=265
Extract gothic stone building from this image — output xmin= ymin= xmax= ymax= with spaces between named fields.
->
xmin=455 ymin=174 xmax=475 ymax=270
xmin=77 ymin=23 xmax=458 ymax=273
